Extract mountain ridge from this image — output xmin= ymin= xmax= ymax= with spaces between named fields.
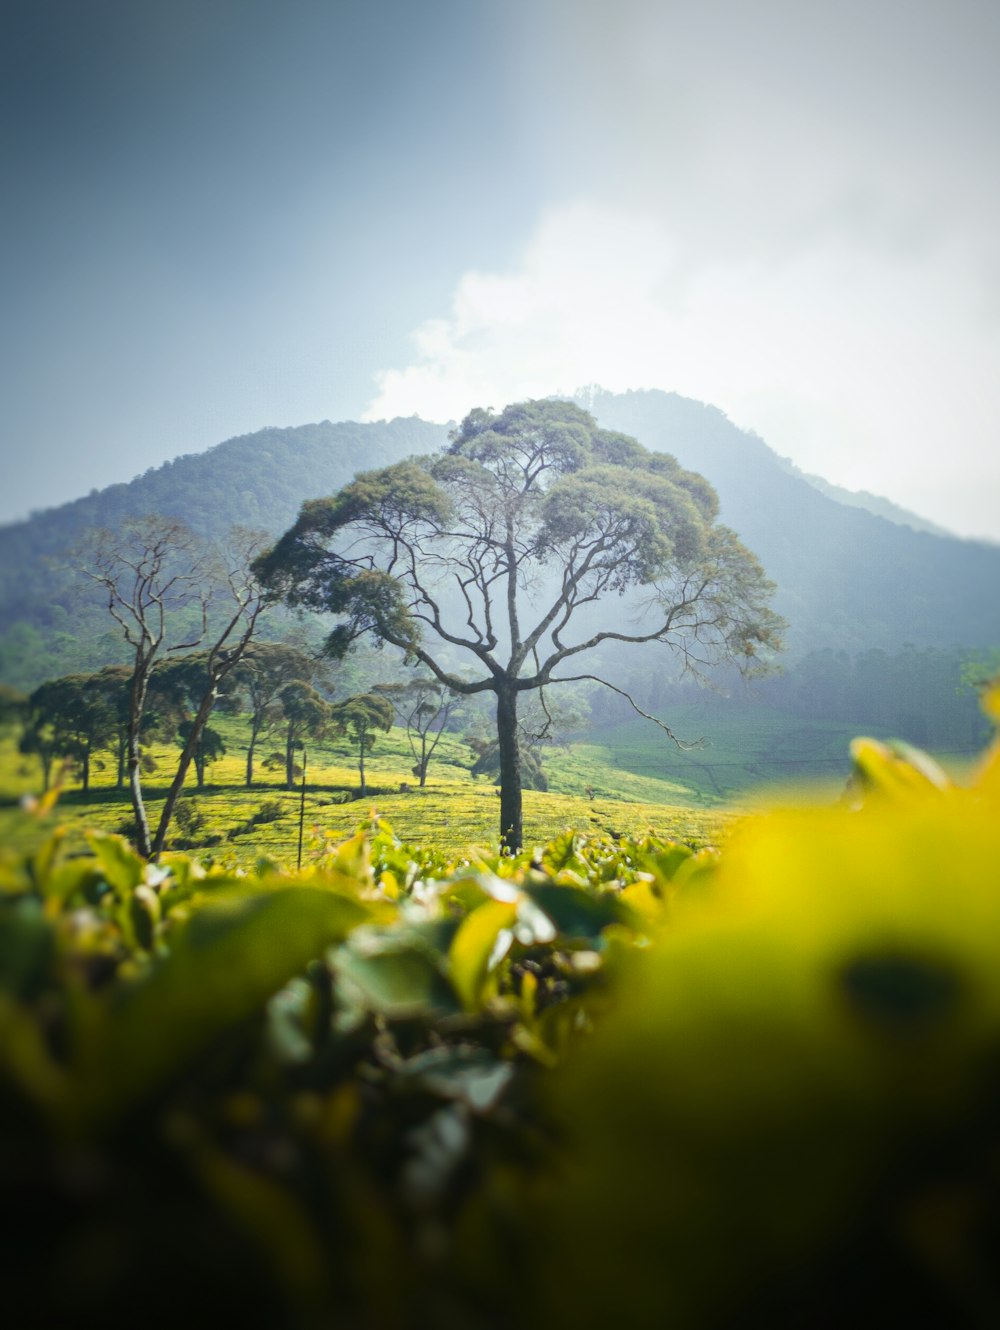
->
xmin=1 ymin=390 xmax=997 ymax=687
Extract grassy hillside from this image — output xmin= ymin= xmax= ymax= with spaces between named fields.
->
xmin=0 ymin=714 xmax=732 ymax=863
xmin=3 ymin=697 xmax=986 ymax=865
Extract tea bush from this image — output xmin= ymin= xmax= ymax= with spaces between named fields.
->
xmin=1 ymin=690 xmax=998 ymax=1328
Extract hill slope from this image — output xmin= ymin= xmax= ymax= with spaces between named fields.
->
xmin=1 ymin=392 xmax=998 ymax=687
xmin=580 ymin=389 xmax=1000 ymax=655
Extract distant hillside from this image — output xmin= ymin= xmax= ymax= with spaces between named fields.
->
xmin=581 ymin=389 xmax=1000 ymax=656
xmin=0 ymin=417 xmax=447 ymax=685
xmin=1 ymin=392 xmax=998 ymax=687
xmin=771 ymin=456 xmax=953 ymax=537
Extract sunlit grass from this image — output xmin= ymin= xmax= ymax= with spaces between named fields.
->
xmin=0 ymin=717 xmax=732 ymax=862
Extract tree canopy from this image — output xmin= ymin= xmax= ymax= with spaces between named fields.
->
xmin=257 ymin=399 xmax=783 ymax=848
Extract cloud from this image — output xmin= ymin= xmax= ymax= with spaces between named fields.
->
xmin=365 ymin=199 xmax=1000 ymax=542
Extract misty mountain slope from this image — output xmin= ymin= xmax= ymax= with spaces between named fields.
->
xmin=1 ymin=391 xmax=997 ymax=691
xmin=583 ymin=389 xmax=1000 ymax=655
xmin=0 ymin=416 xmax=447 ymax=627
xmin=773 ymin=462 xmax=953 ymax=538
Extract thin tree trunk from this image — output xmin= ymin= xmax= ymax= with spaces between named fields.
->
xmin=496 ymin=683 xmax=522 ymax=853
xmin=152 ymin=686 xmax=216 ymax=858
xmin=285 ymin=729 xmax=296 ymax=790
xmin=418 ymin=735 xmax=428 ymax=787
xmin=127 ymin=666 xmax=153 ymax=858
xmin=246 ymin=720 xmax=261 ymax=787
xmin=81 ymin=747 xmax=90 ymax=794
xmin=358 ymin=741 xmax=366 ymax=797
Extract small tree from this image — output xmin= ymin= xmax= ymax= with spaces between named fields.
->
xmin=0 ymin=684 xmax=26 ymax=732
xmin=330 ymin=693 xmax=394 ymax=797
xmin=20 ymin=674 xmax=115 ymax=793
xmin=176 ymin=719 xmax=226 ymax=789
xmin=227 ymin=642 xmax=320 ymax=786
xmin=90 ymin=665 xmax=135 ymax=789
xmin=374 ymin=675 xmax=459 ymax=786
xmin=277 ymin=680 xmax=329 ymax=790
xmin=257 ymin=400 xmax=783 ymax=850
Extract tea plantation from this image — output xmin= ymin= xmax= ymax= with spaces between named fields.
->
xmin=1 ymin=695 xmax=998 ymax=1328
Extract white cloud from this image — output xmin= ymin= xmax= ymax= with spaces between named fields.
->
xmin=365 ymin=199 xmax=1000 ymax=541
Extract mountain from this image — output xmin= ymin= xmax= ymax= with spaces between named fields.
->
xmin=578 ymin=389 xmax=1000 ymax=656
xmin=1 ymin=391 xmax=998 ymax=688
xmin=771 ymin=458 xmax=953 ymax=538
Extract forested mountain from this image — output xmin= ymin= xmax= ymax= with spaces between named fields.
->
xmin=1 ymin=391 xmax=998 ymax=688
xmin=580 ymin=389 xmax=1000 ymax=656
xmin=0 ymin=417 xmax=447 ymax=685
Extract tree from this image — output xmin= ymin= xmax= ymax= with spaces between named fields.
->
xmin=226 ymin=642 xmax=321 ymax=786
xmin=256 ymin=400 xmax=783 ymax=850
xmin=90 ymin=665 xmax=136 ymax=789
xmin=86 ymin=519 xmax=270 ymax=857
xmin=176 ymin=719 xmax=226 ymax=789
xmin=276 ymin=680 xmax=329 ymax=790
xmin=373 ymin=675 xmax=460 ymax=786
xmin=465 ymin=688 xmax=589 ymax=793
xmin=0 ymin=684 xmax=26 ymax=732
xmin=20 ymin=673 xmax=116 ymax=793
xmin=330 ymin=692 xmax=394 ymax=797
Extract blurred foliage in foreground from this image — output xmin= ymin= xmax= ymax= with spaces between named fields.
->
xmin=2 ymin=688 xmax=1000 ymax=1328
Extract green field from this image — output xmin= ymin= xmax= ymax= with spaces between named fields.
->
xmin=3 ymin=700 xmax=978 ymax=863
xmin=0 ymin=711 xmax=733 ymax=862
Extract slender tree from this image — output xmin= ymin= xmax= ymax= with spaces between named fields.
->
xmin=85 ymin=517 xmax=209 ymax=854
xmin=277 ymin=680 xmax=329 ymax=790
xmin=330 ymin=692 xmax=394 ymax=797
xmin=149 ymin=529 xmax=270 ymax=855
xmin=226 ymin=642 xmax=320 ymax=786
xmin=373 ymin=675 xmax=459 ymax=786
xmin=86 ymin=520 xmax=270 ymax=857
xmin=256 ymin=400 xmax=782 ymax=849
xmin=176 ymin=718 xmax=226 ymax=789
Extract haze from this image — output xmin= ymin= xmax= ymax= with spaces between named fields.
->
xmin=2 ymin=0 xmax=998 ymax=540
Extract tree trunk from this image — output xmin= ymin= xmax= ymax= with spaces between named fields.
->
xmin=418 ymin=736 xmax=428 ymax=787
xmin=285 ymin=729 xmax=296 ymax=790
xmin=127 ymin=667 xmax=153 ymax=858
xmin=152 ymin=686 xmax=216 ymax=858
xmin=246 ymin=722 xmax=259 ymax=788
xmin=358 ymin=741 xmax=366 ymax=798
xmin=81 ymin=746 xmax=90 ymax=794
xmin=496 ymin=683 xmax=523 ymax=853
xmin=194 ymin=751 xmax=205 ymax=789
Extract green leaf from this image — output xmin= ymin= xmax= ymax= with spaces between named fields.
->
xmin=524 ymin=882 xmax=631 ymax=944
xmin=87 ymin=832 xmax=146 ymax=893
xmin=72 ymin=883 xmax=374 ymax=1129
xmin=449 ymin=899 xmax=517 ymax=1011
xmin=0 ymin=900 xmax=53 ymax=999
xmin=336 ymin=939 xmax=460 ymax=1018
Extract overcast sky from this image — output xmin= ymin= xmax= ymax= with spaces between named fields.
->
xmin=2 ymin=0 xmax=998 ymax=539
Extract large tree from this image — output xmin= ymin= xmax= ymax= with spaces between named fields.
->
xmin=256 ymin=400 xmax=782 ymax=849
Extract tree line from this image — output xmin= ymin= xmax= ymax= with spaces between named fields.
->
xmin=2 ymin=649 xmax=466 ymax=802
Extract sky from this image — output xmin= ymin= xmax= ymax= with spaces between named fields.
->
xmin=2 ymin=0 xmax=998 ymax=540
